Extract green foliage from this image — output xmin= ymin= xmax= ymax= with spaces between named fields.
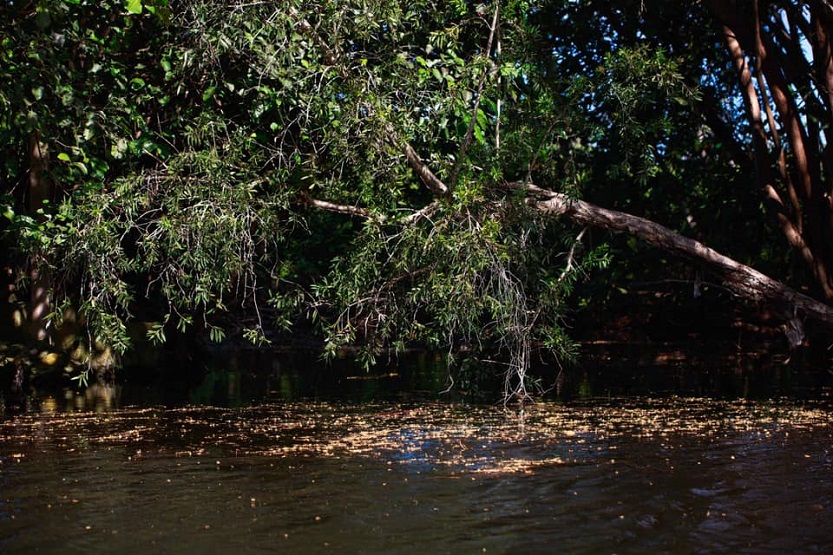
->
xmin=1 ymin=0 xmax=788 ymax=396
xmin=574 ymin=46 xmax=701 ymax=186
xmin=0 ymin=0 xmax=657 ymax=389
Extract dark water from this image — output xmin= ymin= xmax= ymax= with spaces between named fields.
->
xmin=1 ymin=396 xmax=832 ymax=554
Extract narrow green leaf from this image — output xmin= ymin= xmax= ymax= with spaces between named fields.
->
xmin=202 ymin=85 xmax=217 ymax=102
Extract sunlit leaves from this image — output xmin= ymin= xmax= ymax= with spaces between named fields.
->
xmin=126 ymin=0 xmax=143 ymax=14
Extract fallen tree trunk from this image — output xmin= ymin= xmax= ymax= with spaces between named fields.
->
xmin=522 ymin=182 xmax=833 ymax=346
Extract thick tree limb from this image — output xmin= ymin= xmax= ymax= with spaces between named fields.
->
xmin=512 ymin=182 xmax=833 ymax=342
xmin=306 ymin=167 xmax=833 ymax=345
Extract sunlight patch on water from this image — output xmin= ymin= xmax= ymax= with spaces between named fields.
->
xmin=1 ymin=397 xmax=830 ymax=476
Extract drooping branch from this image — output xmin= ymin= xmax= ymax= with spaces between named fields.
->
xmin=287 ymin=2 xmax=833 ymax=347
xmin=308 ymin=167 xmax=833 ymax=344
xmin=303 ymin=71 xmax=833 ymax=343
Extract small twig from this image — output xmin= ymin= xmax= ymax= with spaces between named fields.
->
xmin=558 ymin=227 xmax=588 ymax=283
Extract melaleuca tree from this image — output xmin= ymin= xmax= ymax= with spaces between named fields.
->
xmin=4 ymin=0 xmax=833 ymax=397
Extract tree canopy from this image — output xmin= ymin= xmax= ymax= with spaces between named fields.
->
xmin=3 ymin=0 xmax=833 ymax=395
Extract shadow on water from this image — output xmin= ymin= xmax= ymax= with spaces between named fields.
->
xmin=3 ymin=339 xmax=831 ymax=415
xmin=573 ymin=340 xmax=833 ymax=401
xmin=117 ymin=348 xmax=463 ymax=409
xmin=113 ymin=341 xmax=833 ymax=409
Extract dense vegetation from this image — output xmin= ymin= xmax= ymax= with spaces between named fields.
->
xmin=3 ymin=0 xmax=833 ymax=396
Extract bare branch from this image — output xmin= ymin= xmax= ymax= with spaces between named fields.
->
xmin=300 ymin=191 xmax=379 ymax=220
xmin=401 ymin=201 xmax=441 ymax=225
xmin=558 ymin=227 xmax=588 ymax=283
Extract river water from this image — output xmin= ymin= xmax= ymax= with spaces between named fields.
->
xmin=1 ymin=395 xmax=831 ymax=554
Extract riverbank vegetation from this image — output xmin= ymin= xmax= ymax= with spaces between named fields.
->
xmin=3 ymin=0 xmax=833 ymax=398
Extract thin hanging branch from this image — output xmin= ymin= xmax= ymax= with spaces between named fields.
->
xmin=495 ymin=24 xmax=502 ymax=152
xmin=450 ymin=0 xmax=501 ymax=188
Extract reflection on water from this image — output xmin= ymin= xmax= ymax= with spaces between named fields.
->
xmin=1 ymin=398 xmax=831 ymax=554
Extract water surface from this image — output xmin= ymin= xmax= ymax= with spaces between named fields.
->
xmin=1 ymin=398 xmax=831 ymax=554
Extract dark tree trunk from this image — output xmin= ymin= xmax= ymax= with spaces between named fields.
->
xmin=27 ymin=132 xmax=53 ymax=342
xmin=708 ymin=0 xmax=833 ymax=300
